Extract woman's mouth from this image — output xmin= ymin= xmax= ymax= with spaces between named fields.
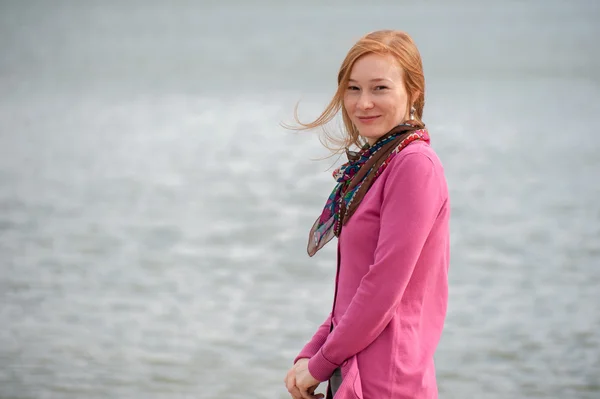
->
xmin=357 ymin=116 xmax=380 ymax=124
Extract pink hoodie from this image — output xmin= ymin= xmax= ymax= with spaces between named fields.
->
xmin=295 ymin=140 xmax=450 ymax=399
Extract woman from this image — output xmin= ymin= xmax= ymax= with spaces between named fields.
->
xmin=284 ymin=30 xmax=450 ymax=399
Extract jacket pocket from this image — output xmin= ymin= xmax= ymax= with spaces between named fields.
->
xmin=339 ymin=356 xmax=363 ymax=399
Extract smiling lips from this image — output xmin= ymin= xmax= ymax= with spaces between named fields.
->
xmin=357 ymin=116 xmax=381 ymax=124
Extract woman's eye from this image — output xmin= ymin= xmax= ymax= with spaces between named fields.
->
xmin=374 ymin=85 xmax=388 ymax=91
xmin=347 ymin=86 xmax=360 ymax=91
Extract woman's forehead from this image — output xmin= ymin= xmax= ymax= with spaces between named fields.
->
xmin=349 ymin=53 xmax=403 ymax=82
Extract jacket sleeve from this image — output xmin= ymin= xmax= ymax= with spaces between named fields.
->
xmin=308 ymin=153 xmax=444 ymax=381
xmin=294 ymin=313 xmax=332 ymax=364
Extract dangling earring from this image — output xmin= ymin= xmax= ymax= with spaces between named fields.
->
xmin=410 ymin=106 xmax=416 ymax=120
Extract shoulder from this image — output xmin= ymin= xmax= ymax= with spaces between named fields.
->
xmin=382 ymin=141 xmax=448 ymax=200
xmin=387 ymin=141 xmax=445 ymax=175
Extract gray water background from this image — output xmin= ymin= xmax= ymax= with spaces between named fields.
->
xmin=1 ymin=0 xmax=599 ymax=398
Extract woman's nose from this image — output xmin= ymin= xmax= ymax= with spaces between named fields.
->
xmin=358 ymin=93 xmax=374 ymax=110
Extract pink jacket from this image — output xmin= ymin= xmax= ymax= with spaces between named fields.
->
xmin=295 ymin=140 xmax=450 ymax=399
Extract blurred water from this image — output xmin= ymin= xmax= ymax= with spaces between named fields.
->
xmin=1 ymin=1 xmax=599 ymax=398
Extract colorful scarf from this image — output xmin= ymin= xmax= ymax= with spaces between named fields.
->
xmin=307 ymin=124 xmax=430 ymax=257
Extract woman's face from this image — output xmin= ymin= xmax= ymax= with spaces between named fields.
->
xmin=343 ymin=53 xmax=410 ymax=145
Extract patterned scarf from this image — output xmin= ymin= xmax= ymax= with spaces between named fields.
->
xmin=307 ymin=123 xmax=430 ymax=257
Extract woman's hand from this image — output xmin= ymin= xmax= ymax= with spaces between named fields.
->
xmin=284 ymin=362 xmax=303 ymax=399
xmin=285 ymin=359 xmax=323 ymax=399
xmin=293 ymin=359 xmax=323 ymax=399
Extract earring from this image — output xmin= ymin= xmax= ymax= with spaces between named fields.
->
xmin=410 ymin=106 xmax=416 ymax=120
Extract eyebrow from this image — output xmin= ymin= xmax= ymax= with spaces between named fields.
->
xmin=348 ymin=78 xmax=392 ymax=82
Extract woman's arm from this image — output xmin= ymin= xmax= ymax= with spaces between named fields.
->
xmin=294 ymin=313 xmax=332 ymax=364
xmin=308 ymin=152 xmax=445 ymax=381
